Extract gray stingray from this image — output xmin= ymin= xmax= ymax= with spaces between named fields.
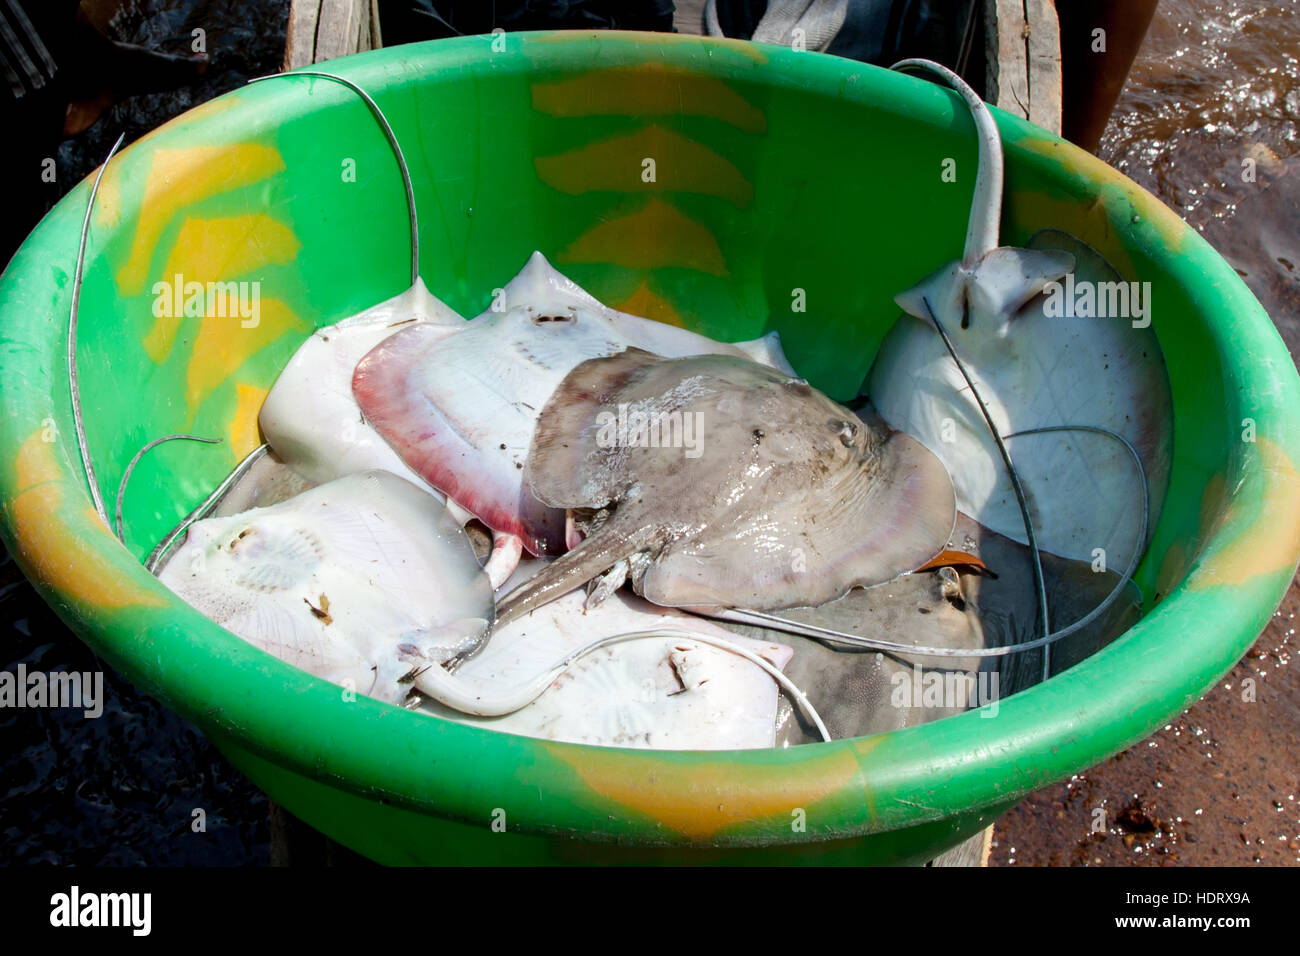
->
xmin=353 ymin=251 xmax=794 ymax=557
xmin=494 ymin=348 xmax=957 ymax=625
xmin=721 ymin=513 xmax=1140 ymax=743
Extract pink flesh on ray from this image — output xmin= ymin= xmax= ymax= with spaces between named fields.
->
xmin=258 ymin=278 xmax=527 ymax=584
xmin=353 ymin=252 xmax=795 ymax=556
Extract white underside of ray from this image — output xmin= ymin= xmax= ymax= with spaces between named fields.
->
xmin=420 ymin=559 xmax=795 ymax=750
xmin=868 ymin=61 xmax=1171 ymax=566
xmin=158 ymin=464 xmax=796 ymax=743
xmin=259 ymin=278 xmax=461 ymax=493
xmin=158 ymin=471 xmax=493 ymax=706
xmin=871 ymin=240 xmax=1170 ymax=565
xmin=258 ymin=279 xmax=517 ymax=584
xmin=418 ymin=252 xmax=796 ymax=480
xmin=506 ymin=251 xmax=796 ymax=372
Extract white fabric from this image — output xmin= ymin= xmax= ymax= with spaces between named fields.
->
xmin=704 ymin=0 xmax=849 ymax=52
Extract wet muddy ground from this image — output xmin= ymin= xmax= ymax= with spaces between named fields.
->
xmin=1 ymin=0 xmax=288 ymax=866
xmin=991 ymin=0 xmax=1300 ymax=867
xmin=991 ymin=577 xmax=1299 ymax=866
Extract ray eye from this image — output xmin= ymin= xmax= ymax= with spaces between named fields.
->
xmin=532 ymin=314 xmax=573 ymax=325
xmin=833 ymin=420 xmax=857 ymax=447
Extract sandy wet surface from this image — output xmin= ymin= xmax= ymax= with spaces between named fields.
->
xmin=991 ymin=576 xmax=1298 ymax=865
xmin=992 ymin=0 xmax=1300 ymax=867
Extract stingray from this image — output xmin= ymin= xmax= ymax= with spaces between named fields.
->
xmin=419 ymin=558 xmax=805 ymax=749
xmin=256 ymin=279 xmax=524 ymax=587
xmin=259 ymin=278 xmax=462 ymax=493
xmin=707 ymin=63 xmax=1158 ymax=685
xmin=250 ymin=66 xmax=438 ymax=488
xmin=493 ymin=348 xmax=956 ymax=625
xmin=724 ymin=508 xmax=1142 ymax=742
xmin=941 ymin=511 xmax=1142 ymax=693
xmin=353 ymin=251 xmax=796 ymax=557
xmin=867 ymin=60 xmax=1172 ymax=566
xmin=158 ymin=470 xmax=494 ymax=706
xmin=724 ymin=563 xmax=989 ymax=742
xmin=156 ymin=466 xmax=824 ymax=739
xmin=241 ymin=69 xmax=528 ymax=587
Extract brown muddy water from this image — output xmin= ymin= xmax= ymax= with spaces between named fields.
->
xmin=991 ymin=0 xmax=1300 ymax=867
xmin=2 ymin=0 xmax=1297 ymax=866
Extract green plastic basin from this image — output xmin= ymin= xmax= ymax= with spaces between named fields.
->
xmin=2 ymin=32 xmax=1298 ymax=865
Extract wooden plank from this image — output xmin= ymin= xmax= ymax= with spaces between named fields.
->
xmin=314 ymin=0 xmax=367 ymax=63
xmin=929 ymin=826 xmax=994 ymax=867
xmin=282 ymin=0 xmax=321 ymax=71
xmin=985 ymin=0 xmax=1062 ymax=135
xmin=986 ymin=0 xmax=1030 ymax=120
xmin=358 ymin=0 xmax=371 ymax=54
xmin=675 ymin=0 xmax=708 ymax=36
xmin=284 ymin=0 xmax=376 ymax=68
xmin=1025 ymin=0 xmax=1062 ymax=134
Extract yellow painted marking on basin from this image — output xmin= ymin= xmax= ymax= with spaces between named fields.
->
xmin=94 ymin=162 xmax=124 ymax=231
xmin=1154 ymin=541 xmax=1188 ymax=603
xmin=5 ymin=433 xmax=166 ymax=610
xmin=1189 ymin=439 xmax=1300 ymax=588
xmin=116 ymin=143 xmax=286 ymax=296
xmin=1005 ymin=191 xmax=1140 ymax=280
xmin=532 ymin=65 xmax=766 ymax=132
xmin=187 ymin=298 xmax=307 ymax=415
xmin=1017 ymin=137 xmax=1189 ymax=253
xmin=95 ymin=99 xmax=242 ymax=231
xmin=615 ymin=279 xmax=686 ymax=328
xmin=229 ymin=384 xmax=269 ymax=462
xmin=1155 ymin=473 xmax=1228 ymax=601
xmin=144 ymin=214 xmax=301 ymax=363
xmin=558 ymin=199 xmax=728 ymax=276
xmin=528 ymin=30 xmax=770 ymax=64
xmin=536 ymin=126 xmax=752 ymax=207
xmin=545 ymin=744 xmax=863 ymax=841
xmin=138 ymin=95 xmax=240 ymax=144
